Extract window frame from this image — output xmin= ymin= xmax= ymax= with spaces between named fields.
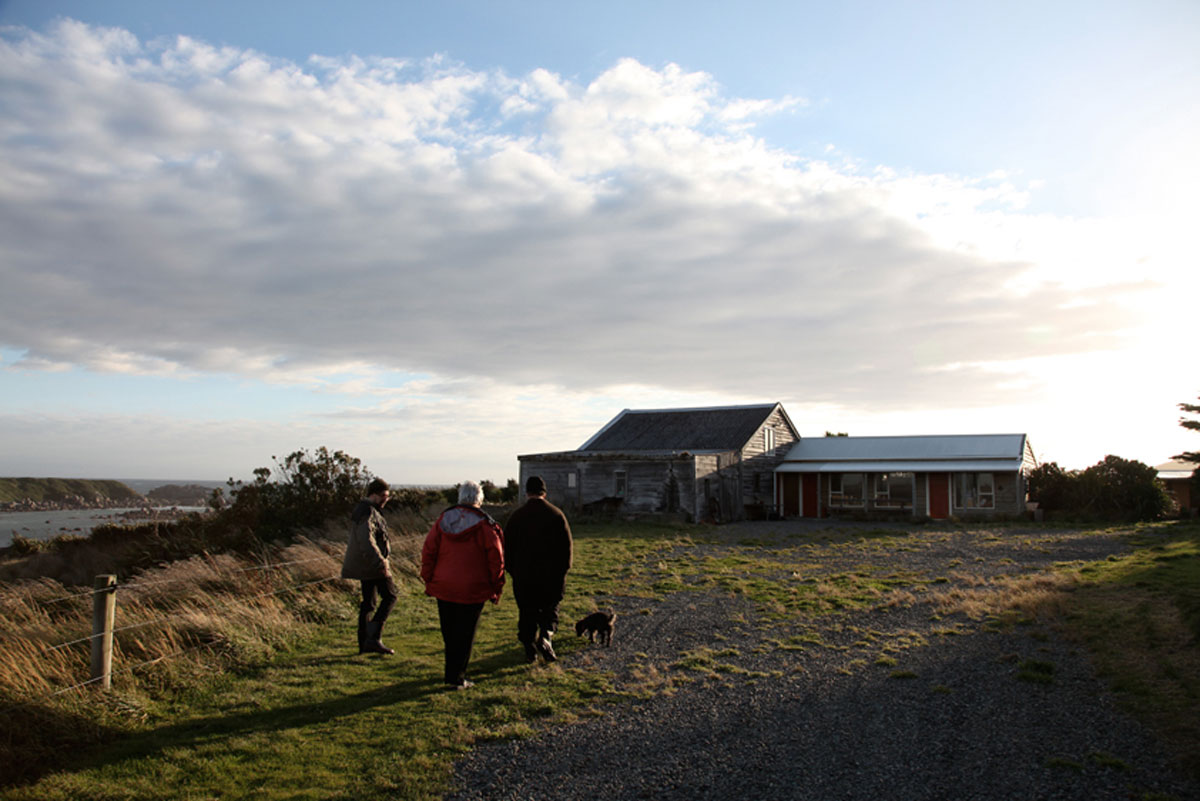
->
xmin=613 ymin=470 xmax=627 ymax=498
xmin=829 ymin=472 xmax=865 ymax=507
xmin=953 ymin=472 xmax=995 ymax=510
xmin=875 ymin=472 xmax=914 ymax=508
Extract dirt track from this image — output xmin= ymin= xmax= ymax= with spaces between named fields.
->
xmin=446 ymin=522 xmax=1199 ymax=801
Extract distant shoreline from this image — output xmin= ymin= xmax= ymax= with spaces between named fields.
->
xmin=1 ymin=505 xmax=210 ymax=548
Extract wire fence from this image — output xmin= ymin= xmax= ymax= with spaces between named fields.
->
xmin=6 ymin=558 xmax=352 ymax=705
xmin=39 ymin=576 xmax=344 ymax=700
xmin=19 ymin=554 xmax=338 ymax=609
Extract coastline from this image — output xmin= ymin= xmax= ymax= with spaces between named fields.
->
xmin=1 ymin=505 xmax=209 ymax=548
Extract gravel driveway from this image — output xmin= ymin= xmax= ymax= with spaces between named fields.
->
xmin=446 ymin=522 xmax=1199 ymax=801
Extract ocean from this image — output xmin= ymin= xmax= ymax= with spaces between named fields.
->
xmin=1 ymin=507 xmax=208 ymax=548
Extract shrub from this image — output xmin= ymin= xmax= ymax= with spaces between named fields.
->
xmin=1029 ymin=456 xmax=1172 ymax=522
xmin=216 ymin=448 xmax=375 ymax=541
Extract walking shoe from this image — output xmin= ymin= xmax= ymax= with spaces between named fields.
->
xmin=523 ymin=642 xmax=538 ymax=663
xmin=535 ymin=635 xmax=557 ymax=662
xmin=363 ymin=622 xmax=395 ymax=655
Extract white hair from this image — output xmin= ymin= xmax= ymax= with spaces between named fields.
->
xmin=458 ymin=480 xmax=484 ymax=506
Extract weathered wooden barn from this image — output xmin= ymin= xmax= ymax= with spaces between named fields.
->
xmin=517 ymin=403 xmax=799 ymax=522
xmin=774 ymin=434 xmax=1037 ymax=519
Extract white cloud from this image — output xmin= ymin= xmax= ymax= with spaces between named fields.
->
xmin=0 ymin=19 xmax=1178 ymax=472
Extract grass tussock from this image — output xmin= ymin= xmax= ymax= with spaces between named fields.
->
xmin=0 ymin=536 xmax=364 ymax=785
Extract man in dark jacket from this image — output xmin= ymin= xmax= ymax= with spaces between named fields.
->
xmin=341 ymin=478 xmax=397 ymax=655
xmin=504 ymin=475 xmax=573 ymax=662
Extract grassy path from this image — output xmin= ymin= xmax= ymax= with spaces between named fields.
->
xmin=1 ymin=583 xmax=616 ymax=801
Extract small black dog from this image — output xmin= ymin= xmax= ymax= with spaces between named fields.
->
xmin=575 ymin=609 xmax=617 ymax=646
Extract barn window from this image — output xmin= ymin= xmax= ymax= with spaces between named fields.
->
xmin=614 ymin=471 xmax=627 ymax=498
xmin=875 ymin=473 xmax=913 ymax=507
xmin=954 ymin=473 xmax=995 ymax=509
xmin=829 ymin=473 xmax=864 ymax=506
xmin=764 ymin=427 xmax=776 ymax=453
xmin=567 ymin=473 xmax=577 ymax=488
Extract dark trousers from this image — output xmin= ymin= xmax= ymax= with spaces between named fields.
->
xmin=437 ymin=599 xmax=484 ymax=685
xmin=512 ymin=578 xmax=564 ymax=645
xmin=358 ymin=577 xmax=398 ymax=647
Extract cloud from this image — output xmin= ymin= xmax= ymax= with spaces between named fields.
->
xmin=0 ymin=20 xmax=1147 ymax=417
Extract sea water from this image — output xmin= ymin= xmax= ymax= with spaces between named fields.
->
xmin=0 ymin=508 xmax=207 ymax=548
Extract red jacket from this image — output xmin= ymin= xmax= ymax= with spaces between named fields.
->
xmin=421 ymin=505 xmax=505 ymax=604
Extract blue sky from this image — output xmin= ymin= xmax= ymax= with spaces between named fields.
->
xmin=0 ymin=0 xmax=1197 ymax=483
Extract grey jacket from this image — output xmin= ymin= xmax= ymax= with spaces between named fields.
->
xmin=341 ymin=499 xmax=391 ymax=580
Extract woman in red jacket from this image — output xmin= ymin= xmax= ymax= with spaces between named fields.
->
xmin=421 ymin=480 xmax=505 ymax=688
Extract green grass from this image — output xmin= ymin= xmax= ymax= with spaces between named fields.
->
xmin=4 ymin=519 xmax=1199 ymax=798
xmin=1 ymin=586 xmax=612 ymax=801
xmin=1042 ymin=520 xmax=1200 ymax=781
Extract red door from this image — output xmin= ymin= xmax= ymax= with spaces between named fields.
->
xmin=802 ymin=474 xmax=819 ymax=518
xmin=928 ymin=473 xmax=950 ymax=519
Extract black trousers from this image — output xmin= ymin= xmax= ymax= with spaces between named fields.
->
xmin=436 ymin=599 xmax=484 ymax=685
xmin=358 ymin=577 xmax=398 ymax=646
xmin=512 ymin=578 xmax=564 ymax=645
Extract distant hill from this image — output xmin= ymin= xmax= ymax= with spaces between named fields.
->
xmin=0 ymin=477 xmax=143 ymax=504
xmin=119 ymin=479 xmax=227 ymax=495
xmin=147 ymin=483 xmax=217 ymax=505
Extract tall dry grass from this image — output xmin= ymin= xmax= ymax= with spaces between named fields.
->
xmin=0 ymin=506 xmax=432 ymax=785
xmin=925 ymin=569 xmax=1082 ymax=621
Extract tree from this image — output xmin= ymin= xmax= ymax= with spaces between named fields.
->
xmin=221 ymin=447 xmax=375 ymax=540
xmin=1176 ymin=395 xmax=1200 ymax=504
xmin=1080 ymin=455 xmax=1171 ymax=522
xmin=1027 ymin=456 xmax=1170 ymax=522
xmin=1174 ymin=395 xmax=1200 ymax=465
xmin=1027 ymin=462 xmax=1075 ymax=512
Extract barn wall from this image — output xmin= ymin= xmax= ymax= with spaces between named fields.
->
xmin=519 ymin=455 xmax=697 ymax=519
xmin=738 ymin=408 xmax=799 ymax=517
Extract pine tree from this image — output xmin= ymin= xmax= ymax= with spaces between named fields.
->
xmin=1174 ymin=396 xmax=1200 ymax=465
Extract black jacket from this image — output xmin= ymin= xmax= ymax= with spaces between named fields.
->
xmin=504 ymin=497 xmax=572 ymax=586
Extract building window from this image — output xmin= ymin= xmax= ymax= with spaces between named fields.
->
xmin=764 ymin=427 xmax=776 ymax=453
xmin=567 ymin=473 xmax=577 ymax=488
xmin=954 ymin=472 xmax=995 ymax=509
xmin=829 ymin=473 xmax=864 ymax=506
xmin=875 ymin=472 xmax=914 ymax=507
xmin=614 ymin=470 xmax=627 ymax=498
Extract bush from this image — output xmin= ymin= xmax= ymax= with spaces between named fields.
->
xmin=1029 ymin=456 xmax=1172 ymax=522
xmin=216 ymin=448 xmax=375 ymax=541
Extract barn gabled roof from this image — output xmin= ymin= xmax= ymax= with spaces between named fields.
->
xmin=578 ymin=403 xmax=789 ymax=453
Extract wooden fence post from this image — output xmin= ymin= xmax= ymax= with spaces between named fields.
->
xmin=91 ymin=574 xmax=116 ymax=690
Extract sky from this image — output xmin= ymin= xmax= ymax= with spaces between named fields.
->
xmin=0 ymin=0 xmax=1197 ymax=484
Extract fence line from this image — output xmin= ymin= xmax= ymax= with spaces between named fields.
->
xmin=11 ymin=576 xmax=346 ymax=704
xmin=22 ymin=554 xmax=339 ymax=608
xmin=47 ymin=643 xmax=211 ymax=698
xmin=34 ymin=587 xmax=100 ymax=606
xmin=233 ymin=555 xmax=334 ymax=573
xmin=41 ymin=576 xmax=346 ymax=653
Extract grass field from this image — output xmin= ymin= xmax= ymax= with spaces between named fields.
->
xmin=1 ymin=518 xmax=1196 ymax=799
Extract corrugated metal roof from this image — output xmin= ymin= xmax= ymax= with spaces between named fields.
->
xmin=782 ymin=434 xmax=1028 ymax=463
xmin=580 ymin=404 xmax=780 ymax=452
xmin=1157 ymin=460 xmax=1196 ymax=480
xmin=777 ymin=459 xmax=1023 ymax=473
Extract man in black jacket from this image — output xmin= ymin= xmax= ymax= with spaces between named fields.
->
xmin=504 ymin=475 xmax=573 ymax=662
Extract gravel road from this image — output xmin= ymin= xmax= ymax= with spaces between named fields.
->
xmin=446 ymin=521 xmax=1199 ymax=801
